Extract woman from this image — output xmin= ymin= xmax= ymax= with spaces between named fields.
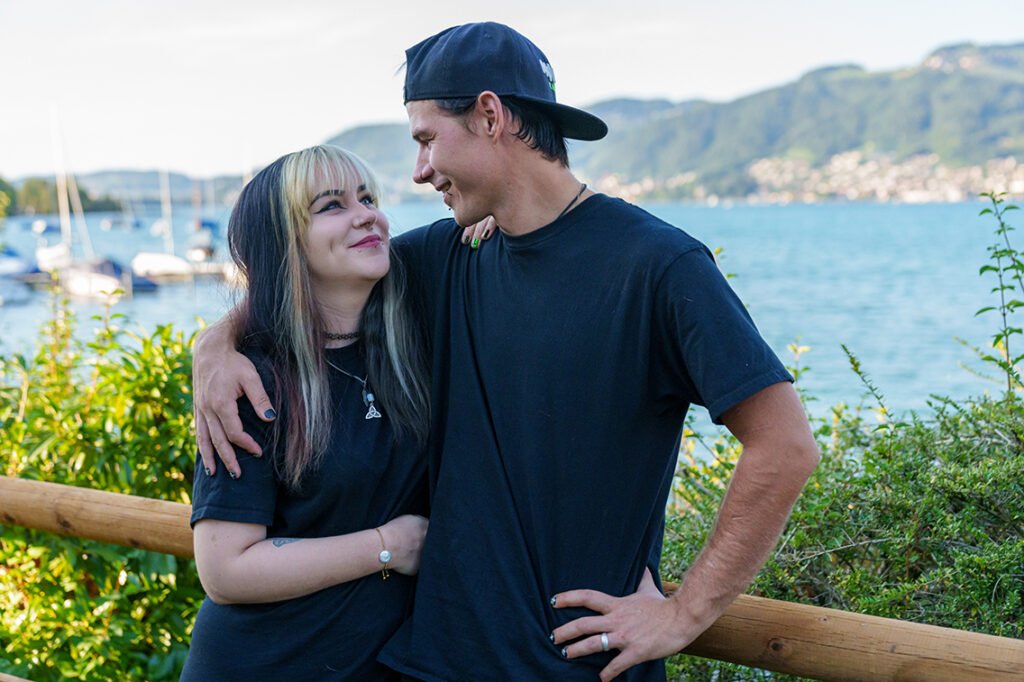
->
xmin=180 ymin=145 xmax=430 ymax=680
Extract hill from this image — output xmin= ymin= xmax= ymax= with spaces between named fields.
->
xmin=327 ymin=42 xmax=1024 ymax=201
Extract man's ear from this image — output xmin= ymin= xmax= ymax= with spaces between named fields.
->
xmin=474 ymin=91 xmax=506 ymax=139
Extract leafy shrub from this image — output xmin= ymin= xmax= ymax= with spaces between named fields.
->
xmin=0 ymin=292 xmax=202 ymax=680
xmin=664 ymin=378 xmax=1023 ymax=680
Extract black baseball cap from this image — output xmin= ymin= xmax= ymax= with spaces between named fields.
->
xmin=404 ymin=22 xmax=608 ymax=141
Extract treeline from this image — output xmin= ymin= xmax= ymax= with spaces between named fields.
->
xmin=0 ymin=175 xmax=122 ymax=215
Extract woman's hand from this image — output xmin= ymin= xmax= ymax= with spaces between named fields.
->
xmin=380 ymin=514 xmax=429 ymax=575
xmin=460 ymin=216 xmax=498 ymax=249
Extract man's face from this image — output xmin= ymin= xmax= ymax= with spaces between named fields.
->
xmin=406 ymin=100 xmax=498 ymax=227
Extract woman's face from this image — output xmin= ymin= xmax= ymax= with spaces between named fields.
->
xmin=303 ymin=181 xmax=390 ymax=295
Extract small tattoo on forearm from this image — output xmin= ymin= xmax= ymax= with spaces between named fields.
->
xmin=271 ymin=537 xmax=302 ymax=548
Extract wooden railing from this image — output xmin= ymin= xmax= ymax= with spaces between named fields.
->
xmin=1 ymin=475 xmax=1022 ymax=681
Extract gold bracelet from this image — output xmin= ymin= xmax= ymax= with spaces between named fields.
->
xmin=374 ymin=528 xmax=391 ymax=580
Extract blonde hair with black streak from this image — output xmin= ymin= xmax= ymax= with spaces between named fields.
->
xmin=229 ymin=145 xmax=429 ymax=490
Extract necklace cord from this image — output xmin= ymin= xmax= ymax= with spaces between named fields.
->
xmin=555 ymin=183 xmax=587 ymax=222
xmin=325 ymin=358 xmax=383 ymax=419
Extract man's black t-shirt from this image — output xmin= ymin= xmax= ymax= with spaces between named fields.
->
xmin=380 ymin=195 xmax=791 ymax=681
xmin=181 ymin=343 xmax=428 ymax=681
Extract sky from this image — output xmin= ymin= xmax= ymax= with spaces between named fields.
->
xmin=2 ymin=0 xmax=1022 ymax=180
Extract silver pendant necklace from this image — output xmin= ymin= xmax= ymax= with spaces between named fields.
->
xmin=325 ymin=359 xmax=382 ymax=420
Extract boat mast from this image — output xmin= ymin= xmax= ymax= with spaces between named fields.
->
xmin=49 ymin=108 xmax=95 ymax=261
xmin=49 ymin=108 xmax=73 ymax=254
xmin=160 ymin=169 xmax=175 ymax=256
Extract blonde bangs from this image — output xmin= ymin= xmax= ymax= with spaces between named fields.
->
xmin=282 ymin=145 xmax=383 ymax=231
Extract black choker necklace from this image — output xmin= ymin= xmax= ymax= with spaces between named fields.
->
xmin=324 ymin=331 xmax=360 ymax=341
xmin=556 ymin=183 xmax=587 ymax=221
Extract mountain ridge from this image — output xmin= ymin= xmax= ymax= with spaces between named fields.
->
xmin=18 ymin=41 xmax=1023 ymax=204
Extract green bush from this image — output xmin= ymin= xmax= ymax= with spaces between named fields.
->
xmin=663 ymin=376 xmax=1024 ymax=680
xmin=0 ymin=292 xmax=202 ymax=680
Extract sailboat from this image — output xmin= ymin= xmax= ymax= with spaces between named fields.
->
xmin=36 ymin=110 xmax=157 ymax=299
xmin=131 ymin=170 xmax=194 ymax=280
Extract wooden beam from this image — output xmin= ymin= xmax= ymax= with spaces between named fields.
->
xmin=0 ymin=476 xmax=193 ymax=559
xmin=1 ymin=476 xmax=1022 ymax=680
xmin=683 ymin=592 xmax=1024 ymax=681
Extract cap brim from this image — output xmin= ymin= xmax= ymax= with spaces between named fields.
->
xmin=513 ymin=97 xmax=608 ymax=141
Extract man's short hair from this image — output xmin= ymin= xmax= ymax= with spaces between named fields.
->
xmin=435 ymin=96 xmax=570 ymax=167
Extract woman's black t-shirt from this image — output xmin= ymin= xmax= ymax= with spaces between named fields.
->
xmin=181 ymin=343 xmax=428 ymax=681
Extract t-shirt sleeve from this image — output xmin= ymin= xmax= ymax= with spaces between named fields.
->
xmin=393 ymin=220 xmax=463 ymax=331
xmin=392 ymin=228 xmax=426 ymax=287
xmin=189 ymin=367 xmax=279 ymax=528
xmin=654 ymin=246 xmax=792 ymax=424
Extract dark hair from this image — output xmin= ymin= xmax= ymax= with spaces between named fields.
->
xmin=228 ymin=145 xmax=430 ymax=490
xmin=435 ymin=96 xmax=569 ymax=166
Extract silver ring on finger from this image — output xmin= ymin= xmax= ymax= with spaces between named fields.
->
xmin=600 ymin=632 xmax=610 ymax=653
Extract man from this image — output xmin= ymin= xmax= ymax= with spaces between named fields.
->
xmin=193 ymin=22 xmax=819 ymax=681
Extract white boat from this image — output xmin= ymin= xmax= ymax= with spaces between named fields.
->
xmin=62 ymin=262 xmax=126 ymax=298
xmin=131 ymin=251 xmax=194 ymax=278
xmin=133 ymin=170 xmax=196 ymax=280
xmin=35 ymin=241 xmax=71 ymax=272
xmin=35 ymin=241 xmax=130 ymax=298
xmin=35 ymin=112 xmax=157 ymax=300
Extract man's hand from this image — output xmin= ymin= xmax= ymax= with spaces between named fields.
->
xmin=552 ymin=569 xmax=696 ymax=682
xmin=193 ymin=319 xmax=276 ymax=478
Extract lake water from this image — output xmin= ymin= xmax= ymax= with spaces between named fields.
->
xmin=0 ymin=200 xmax=1008 ymax=417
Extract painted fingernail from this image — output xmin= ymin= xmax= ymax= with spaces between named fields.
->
xmin=265 ymin=409 xmax=277 ymax=419
xmin=560 ymin=647 xmax=568 ymax=659
xmin=229 ymin=470 xmax=238 ymax=479
xmin=549 ymin=633 xmax=555 ymax=644
xmin=471 ymin=238 xmax=480 ymax=249
xmin=462 ymin=233 xmax=470 ymax=244
xmin=549 ymin=596 xmax=557 ymax=607
xmin=204 ymin=466 xmax=212 ymax=476
xmin=482 ymin=230 xmax=491 ymax=239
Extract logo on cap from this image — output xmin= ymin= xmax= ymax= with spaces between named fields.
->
xmin=539 ymin=60 xmax=556 ymax=92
